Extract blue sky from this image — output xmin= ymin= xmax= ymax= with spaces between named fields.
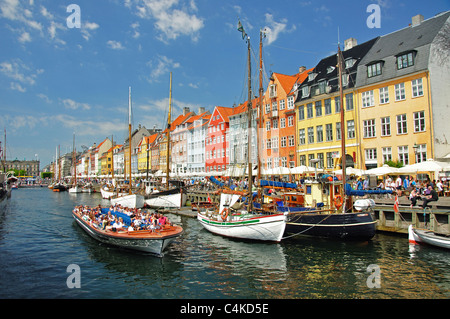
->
xmin=0 ymin=0 xmax=449 ymax=168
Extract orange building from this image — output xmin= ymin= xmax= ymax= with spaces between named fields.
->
xmin=261 ymin=67 xmax=312 ymax=169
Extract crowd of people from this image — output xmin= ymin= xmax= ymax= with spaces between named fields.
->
xmin=351 ymin=175 xmax=449 ymax=209
xmin=73 ymin=204 xmax=172 ymax=233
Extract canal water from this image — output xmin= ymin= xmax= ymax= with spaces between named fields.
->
xmin=0 ymin=187 xmax=448 ymax=299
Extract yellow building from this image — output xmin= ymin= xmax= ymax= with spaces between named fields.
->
xmin=137 ymin=134 xmax=159 ymax=174
xmin=295 ymin=38 xmax=378 ymax=170
xmin=355 ymin=12 xmax=450 ymax=168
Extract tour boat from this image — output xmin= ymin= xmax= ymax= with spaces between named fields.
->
xmin=72 ymin=207 xmax=183 ymax=256
xmin=408 ymin=225 xmax=450 ymax=250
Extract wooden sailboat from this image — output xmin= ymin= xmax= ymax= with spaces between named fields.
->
xmin=279 ymin=43 xmax=388 ymax=241
xmin=197 ymin=24 xmax=287 ymax=242
xmin=145 ymin=72 xmax=187 ymax=209
xmin=110 ymin=87 xmax=145 ymax=208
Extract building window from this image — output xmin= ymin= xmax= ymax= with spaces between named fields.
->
xmin=317 ymin=153 xmax=324 ymax=169
xmin=272 ymin=101 xmax=277 ymax=111
xmin=382 ymin=147 xmax=392 ymax=163
xmin=379 ymin=87 xmax=389 ymax=104
xmin=269 ymin=84 xmax=277 ymax=97
xmin=334 ymin=96 xmax=340 ymax=113
xmin=265 ymin=103 xmax=270 ymax=114
xmin=362 ymin=90 xmax=375 ymax=108
xmin=288 ymin=115 xmax=294 ymax=127
xmin=288 ymin=135 xmax=295 ymax=147
xmin=298 ymin=129 xmax=306 ymax=145
xmin=363 ymin=119 xmax=376 ymax=138
xmin=302 ymin=86 xmax=310 ymax=98
xmin=326 ymin=152 xmax=333 ymax=168
xmin=307 ymin=127 xmax=314 ymax=144
xmin=345 ymin=93 xmax=353 ymax=110
xmin=307 ymin=103 xmax=313 ymax=118
xmin=395 ymin=83 xmax=406 ymax=101
xmin=397 ymin=52 xmax=414 ymax=70
xmin=325 ymin=123 xmax=333 ymax=141
xmin=308 ymin=154 xmax=315 ymax=166
xmin=396 ymin=114 xmax=407 ymax=134
xmin=272 ymin=119 xmax=278 ymax=129
xmin=272 ymin=137 xmax=279 ymax=151
xmin=279 ymin=99 xmax=285 ymax=110
xmin=266 ymin=120 xmax=271 ymax=131
xmin=287 ymin=96 xmax=294 ymax=109
xmin=316 ymin=125 xmax=323 ymax=143
xmin=315 ymin=101 xmax=322 ymax=117
xmin=324 ymin=98 xmax=332 ymax=115
xmin=365 ymin=148 xmax=377 ymax=162
xmin=398 ymin=145 xmax=409 ymax=165
xmin=281 ymin=157 xmax=287 ymax=168
xmin=367 ymin=62 xmax=382 ymax=78
xmin=413 ymin=111 xmax=425 ymax=132
xmin=298 ymin=105 xmax=305 ymax=120
xmin=347 ymin=120 xmax=355 ymax=139
xmin=412 ymin=78 xmax=423 ymax=98
xmin=299 ymin=155 xmax=306 ymax=166
xmin=381 ymin=116 xmax=391 ymax=136
xmin=336 ymin=122 xmax=341 ymax=140
xmin=280 ymin=118 xmax=286 ymax=128
xmin=318 ymin=80 xmax=327 ymax=94
xmin=415 ymin=144 xmax=427 ymax=163
xmin=281 ymin=136 xmax=287 ymax=147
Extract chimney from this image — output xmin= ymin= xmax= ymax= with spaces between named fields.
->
xmin=183 ymin=107 xmax=190 ymax=116
xmin=412 ymin=14 xmax=424 ymax=27
xmin=344 ymin=38 xmax=357 ymax=51
xmin=198 ymin=107 xmax=205 ymax=114
xmin=299 ymin=66 xmax=306 ymax=73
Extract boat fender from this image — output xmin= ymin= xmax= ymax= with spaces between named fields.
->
xmin=221 ymin=208 xmax=229 ymax=221
xmin=334 ymin=195 xmax=343 ymax=209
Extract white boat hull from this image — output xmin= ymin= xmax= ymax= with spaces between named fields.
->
xmin=408 ymin=225 xmax=450 ymax=249
xmin=145 ymin=192 xmax=187 ymax=209
xmin=68 ymin=186 xmax=82 ymax=193
xmin=100 ymin=187 xmax=126 ymax=199
xmin=197 ymin=211 xmax=287 ymax=242
xmin=110 ymin=194 xmax=145 ymax=209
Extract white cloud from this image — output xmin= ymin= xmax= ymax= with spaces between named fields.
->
xmin=129 ymin=0 xmax=204 ymax=42
xmin=107 ymin=40 xmax=125 ymax=50
xmin=18 ymin=31 xmax=31 ymax=43
xmin=10 ymin=82 xmax=26 ymax=92
xmin=52 ymin=114 xmax=122 ymax=137
xmin=263 ymin=13 xmax=296 ymax=45
xmin=0 ymin=0 xmax=42 ymax=31
xmin=61 ymin=98 xmax=91 ymax=110
xmin=81 ymin=21 xmax=100 ymax=41
xmin=146 ymin=55 xmax=180 ymax=82
xmin=0 ymin=59 xmax=43 ymax=88
xmin=37 ymin=93 xmax=52 ymax=103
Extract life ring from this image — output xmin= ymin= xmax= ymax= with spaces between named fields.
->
xmin=334 ymin=195 xmax=343 ymax=208
xmin=220 ymin=208 xmax=229 ymax=221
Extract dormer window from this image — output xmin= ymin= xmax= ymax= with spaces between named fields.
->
xmin=327 ymin=66 xmax=335 ymax=74
xmin=269 ymin=84 xmax=277 ymax=98
xmin=308 ymin=72 xmax=317 ymax=81
xmin=301 ymin=86 xmax=310 ymax=98
xmin=367 ymin=61 xmax=383 ymax=78
xmin=345 ymin=58 xmax=355 ymax=69
xmin=396 ymin=51 xmax=415 ymax=70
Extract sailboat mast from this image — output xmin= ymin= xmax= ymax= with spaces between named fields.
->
xmin=111 ymin=135 xmax=114 ymax=179
xmin=128 ymin=86 xmax=132 ymax=195
xmin=166 ymin=72 xmax=172 ymax=190
xmin=257 ymin=30 xmax=264 ymax=184
xmin=73 ymin=133 xmax=76 ymax=185
xmin=338 ymin=44 xmax=347 ymax=195
xmin=246 ymin=37 xmax=253 ymax=212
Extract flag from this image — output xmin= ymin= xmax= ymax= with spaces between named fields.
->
xmin=393 ymin=195 xmax=399 ymax=213
xmin=237 ymin=20 xmax=247 ymax=40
